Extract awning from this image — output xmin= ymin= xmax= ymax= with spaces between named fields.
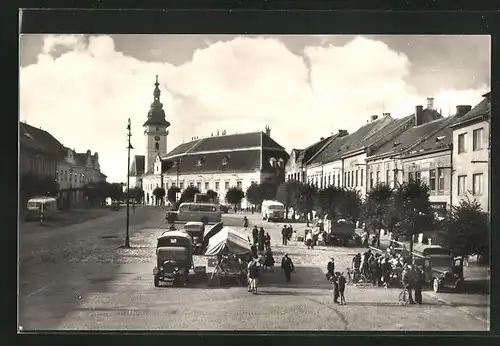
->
xmin=205 ymin=226 xmax=251 ymax=256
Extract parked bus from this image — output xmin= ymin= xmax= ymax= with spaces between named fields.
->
xmin=25 ymin=197 xmax=58 ymax=221
xmin=261 ymin=200 xmax=285 ymax=222
xmin=176 ymin=202 xmax=222 ymax=225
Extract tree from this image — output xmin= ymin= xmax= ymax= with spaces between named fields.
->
xmin=206 ymin=189 xmax=218 ymax=203
xmin=315 ymin=186 xmax=344 ymax=221
xmin=167 ymin=186 xmax=181 ymax=204
xmin=129 ymin=187 xmax=144 ymax=203
xmin=275 ymin=181 xmax=301 ymax=219
xmin=246 ymin=183 xmax=263 ymax=207
xmin=226 ymin=187 xmax=245 ymax=210
xmin=362 ymin=183 xmax=393 ymax=248
xmin=179 ymin=185 xmax=200 ymax=204
xmin=439 ymin=197 xmax=489 ymax=263
xmin=338 ymin=188 xmax=363 ymax=223
xmin=20 ymin=172 xmax=59 ymax=200
xmin=153 ymin=187 xmax=166 ymax=206
xmin=296 ymin=183 xmax=317 ymax=226
xmin=389 ymin=180 xmax=434 ymax=256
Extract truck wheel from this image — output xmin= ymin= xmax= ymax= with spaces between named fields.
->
xmin=432 ymin=278 xmax=442 ymax=293
xmin=154 ymin=275 xmax=159 ymax=287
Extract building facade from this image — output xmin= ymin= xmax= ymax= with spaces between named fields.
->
xmin=161 ymin=128 xmax=288 ymax=208
xmin=450 ymin=92 xmax=491 ymax=213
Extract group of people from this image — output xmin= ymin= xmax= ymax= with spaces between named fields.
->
xmin=251 ymin=225 xmax=272 ymax=253
xmin=247 ymin=252 xmax=295 ymax=294
xmin=281 ymin=225 xmax=294 ymax=245
xmin=326 ymin=257 xmax=347 ymax=304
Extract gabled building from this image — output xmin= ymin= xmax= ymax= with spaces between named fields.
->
xmin=365 ymin=102 xmax=444 ymax=191
xmin=450 ymin=92 xmax=491 ymax=213
xmin=160 ymin=126 xmax=288 ymax=208
xmin=285 ymin=130 xmax=348 ymax=183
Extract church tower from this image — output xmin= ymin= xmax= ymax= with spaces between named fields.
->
xmin=143 ymin=75 xmax=170 ymax=173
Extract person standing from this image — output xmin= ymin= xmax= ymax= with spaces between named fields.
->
xmin=243 ymin=216 xmax=249 ymax=228
xmin=252 ymin=226 xmax=259 ymax=245
xmin=326 ymin=257 xmax=335 ymax=281
xmin=247 ymin=258 xmax=260 ymax=294
xmin=381 ymin=256 xmax=391 ymax=288
xmin=305 ymin=231 xmax=313 ymax=249
xmin=414 ymin=266 xmax=424 ymax=305
xmin=281 ymin=253 xmax=295 ymax=282
xmin=401 ymin=265 xmax=415 ymax=304
xmin=338 ymin=272 xmax=347 ymax=305
xmin=331 ymin=272 xmax=340 ymax=304
xmin=264 ymin=232 xmax=271 ymax=251
xmin=258 ymin=227 xmax=265 ymax=252
xmin=281 ymin=226 xmax=288 ymax=246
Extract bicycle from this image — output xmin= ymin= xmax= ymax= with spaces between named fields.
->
xmin=398 ymin=284 xmax=411 ymax=306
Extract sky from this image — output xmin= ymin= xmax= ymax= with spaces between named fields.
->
xmin=19 ymin=34 xmax=490 ymax=183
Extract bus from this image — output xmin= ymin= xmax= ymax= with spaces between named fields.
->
xmin=176 ymin=202 xmax=222 ymax=224
xmin=261 ymin=200 xmax=285 ymax=222
xmin=25 ymin=197 xmax=58 ymax=221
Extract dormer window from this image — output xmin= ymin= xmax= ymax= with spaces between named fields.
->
xmin=197 ymin=156 xmax=206 ymax=167
xmin=393 ymin=142 xmax=401 ymax=147
xmin=277 ymin=158 xmax=284 ymax=168
xmin=269 ymin=157 xmax=277 ymax=167
xmin=222 ymin=155 xmax=229 ymax=166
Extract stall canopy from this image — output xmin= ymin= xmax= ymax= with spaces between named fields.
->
xmin=205 ymin=226 xmax=251 ymax=256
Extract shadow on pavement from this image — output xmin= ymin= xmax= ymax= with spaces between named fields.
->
xmin=259 ymin=266 xmax=333 ymax=290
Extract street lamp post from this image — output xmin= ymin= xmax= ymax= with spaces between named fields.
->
xmin=125 ymin=118 xmax=134 ymax=248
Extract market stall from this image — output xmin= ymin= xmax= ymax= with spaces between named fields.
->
xmin=205 ymin=226 xmax=252 ymax=286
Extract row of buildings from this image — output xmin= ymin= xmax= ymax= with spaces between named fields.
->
xmin=19 ymin=122 xmax=107 ymax=209
xmin=286 ymin=93 xmax=491 ymax=215
xmin=129 ymin=77 xmax=490 ymax=214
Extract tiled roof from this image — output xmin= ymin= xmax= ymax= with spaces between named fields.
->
xmin=20 ymin=123 xmax=67 ymax=159
xmin=261 ymin=133 xmax=286 ymax=150
xmin=302 ymin=134 xmax=338 ymax=163
xmin=450 ymin=97 xmax=490 ymax=129
xmin=401 ymin=124 xmax=453 ymax=157
xmin=309 ymin=117 xmax=390 ymax=165
xmin=130 ymin=155 xmax=145 ymax=177
xmin=163 ymin=150 xmax=261 ymax=175
xmin=369 ymin=116 xmax=449 ymax=159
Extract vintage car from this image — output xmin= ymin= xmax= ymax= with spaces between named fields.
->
xmin=412 ymin=244 xmax=464 ymax=293
xmin=153 ymin=230 xmax=194 ymax=287
xmin=183 ymin=221 xmax=205 ymax=255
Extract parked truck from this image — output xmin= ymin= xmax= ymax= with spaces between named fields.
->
xmin=324 ymin=218 xmax=355 ymax=246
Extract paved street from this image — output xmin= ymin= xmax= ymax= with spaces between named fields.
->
xmin=18 ymin=208 xmax=489 ymax=331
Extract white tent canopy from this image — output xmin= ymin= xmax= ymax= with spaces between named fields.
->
xmin=205 ymin=226 xmax=251 ymax=256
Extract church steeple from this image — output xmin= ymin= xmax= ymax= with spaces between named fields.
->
xmin=143 ymin=75 xmax=170 ymax=127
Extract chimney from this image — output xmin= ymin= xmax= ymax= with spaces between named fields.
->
xmin=382 ymin=112 xmax=391 ymax=117
xmin=264 ymin=125 xmax=271 ymax=137
xmin=370 ymin=115 xmax=378 ymax=121
xmin=415 ymin=105 xmax=424 ymax=125
xmin=217 ymin=129 xmax=220 ymax=136
xmin=456 ymin=105 xmax=472 ymax=117
xmin=338 ymin=129 xmax=348 ymax=137
xmin=427 ymin=97 xmax=434 ymax=110
xmin=320 ymin=137 xmax=325 ymax=141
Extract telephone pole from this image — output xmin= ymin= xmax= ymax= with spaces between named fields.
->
xmin=125 ymin=118 xmax=134 ymax=248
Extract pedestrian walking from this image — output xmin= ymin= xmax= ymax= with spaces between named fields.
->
xmin=243 ymin=216 xmax=249 ymax=228
xmin=287 ymin=225 xmax=293 ymax=241
xmin=264 ymin=232 xmax=271 ymax=251
xmin=281 ymin=253 xmax=294 ymax=282
xmin=281 ymin=226 xmax=288 ymax=246
xmin=252 ymin=226 xmax=259 ymax=245
xmin=326 ymin=257 xmax=335 ymax=281
xmin=338 ymin=272 xmax=347 ymax=305
xmin=258 ymin=227 xmax=265 ymax=252
xmin=250 ymin=243 xmax=258 ymax=259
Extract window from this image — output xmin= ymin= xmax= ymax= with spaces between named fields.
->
xmin=409 ymin=172 xmax=415 ymax=182
xmin=237 ymin=181 xmax=242 ymax=189
xmin=353 ymin=170 xmax=357 ymax=186
xmin=360 ymin=169 xmax=363 ymax=186
xmin=415 ymin=171 xmax=421 ymax=185
xmin=458 ymin=133 xmax=466 ymax=153
xmin=179 ymin=182 xmax=184 ymax=189
xmin=327 ymin=174 xmax=331 ymax=186
xmin=222 ymin=156 xmax=229 ymax=165
xmin=344 ymin=173 xmax=347 ymax=187
xmin=437 ymin=168 xmax=445 ymax=191
xmin=336 ymin=174 xmax=340 ymax=187
xmin=473 ymin=128 xmax=483 ymax=151
xmin=369 ymin=172 xmax=373 ymax=189
xmin=155 ymin=142 xmax=159 ymax=150
xmin=347 ymin=172 xmax=350 ymax=187
xmin=205 ymin=182 xmax=209 ymax=190
xmin=196 ymin=182 xmax=201 ymax=190
xmin=376 ymin=171 xmax=380 ymax=184
xmin=472 ymin=173 xmax=483 ymax=195
xmin=224 ymin=181 xmax=229 ymax=190
xmin=351 ymin=172 xmax=354 ymax=187
xmin=215 ymin=181 xmax=220 ymax=190
xmin=457 ymin=175 xmax=467 ymax=195
xmin=386 ymin=170 xmax=390 ymax=184
xmin=429 ymin=169 xmax=436 ymax=191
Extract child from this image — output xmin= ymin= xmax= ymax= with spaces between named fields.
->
xmin=338 ymin=272 xmax=347 ymax=305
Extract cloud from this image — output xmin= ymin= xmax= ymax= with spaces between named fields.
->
xmin=20 ymin=35 xmax=489 ymax=182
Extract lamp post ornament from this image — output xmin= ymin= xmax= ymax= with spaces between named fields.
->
xmin=125 ymin=118 xmax=134 ymax=248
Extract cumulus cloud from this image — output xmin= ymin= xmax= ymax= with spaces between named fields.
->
xmin=20 ymin=35 xmax=489 ymax=182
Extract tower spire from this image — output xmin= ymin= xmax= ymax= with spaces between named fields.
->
xmin=153 ymin=75 xmax=161 ymax=102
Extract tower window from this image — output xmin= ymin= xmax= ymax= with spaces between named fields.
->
xmin=197 ymin=156 xmax=206 ymax=167
xmin=222 ymin=155 xmax=229 ymax=165
xmin=155 ymin=142 xmax=159 ymax=150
